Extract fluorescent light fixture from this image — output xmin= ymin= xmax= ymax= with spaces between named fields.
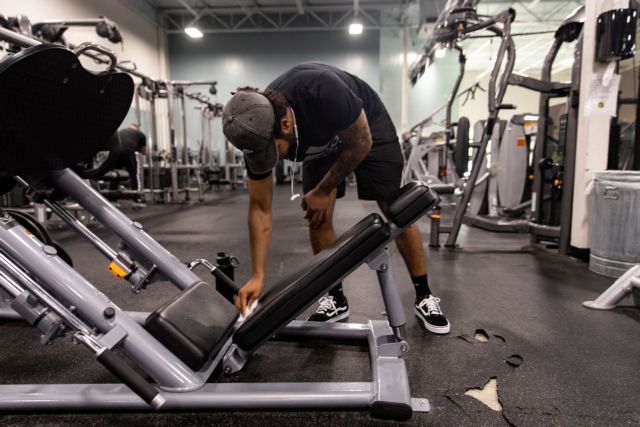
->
xmin=348 ymin=22 xmax=363 ymax=35
xmin=435 ymin=47 xmax=447 ymax=58
xmin=523 ymin=114 xmax=539 ymax=121
xmin=185 ymin=26 xmax=203 ymax=38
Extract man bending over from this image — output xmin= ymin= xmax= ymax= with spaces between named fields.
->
xmin=222 ymin=63 xmax=450 ymax=334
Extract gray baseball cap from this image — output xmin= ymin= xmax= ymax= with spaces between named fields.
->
xmin=222 ymin=90 xmax=278 ymax=175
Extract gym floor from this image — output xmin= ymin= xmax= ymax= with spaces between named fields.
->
xmin=1 ymin=185 xmax=639 ymax=426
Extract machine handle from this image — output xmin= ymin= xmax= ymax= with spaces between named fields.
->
xmin=97 ymin=348 xmax=166 ymax=410
xmin=73 ymin=42 xmax=117 ymax=71
xmin=211 ymin=267 xmax=241 ymax=304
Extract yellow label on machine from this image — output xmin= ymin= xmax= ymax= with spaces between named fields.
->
xmin=108 ymin=261 xmax=128 ymax=279
xmin=524 ymin=122 xmax=538 ymax=135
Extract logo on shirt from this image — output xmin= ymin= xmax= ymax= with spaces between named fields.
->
xmin=304 ymin=136 xmax=343 ymax=160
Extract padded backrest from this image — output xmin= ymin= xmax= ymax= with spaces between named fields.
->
xmin=386 ymin=181 xmax=440 ymax=228
xmin=0 ymin=44 xmax=134 ymax=173
xmin=234 ymin=213 xmax=390 ymax=352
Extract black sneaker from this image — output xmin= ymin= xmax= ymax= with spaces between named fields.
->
xmin=307 ymin=296 xmax=349 ymax=322
xmin=414 ymin=295 xmax=450 ymax=334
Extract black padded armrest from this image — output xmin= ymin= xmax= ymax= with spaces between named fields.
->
xmin=234 ymin=214 xmax=390 ymax=352
xmin=386 ymin=182 xmax=440 ymax=228
xmin=429 ymin=183 xmax=456 ymax=195
xmin=145 ymin=282 xmax=238 ymax=370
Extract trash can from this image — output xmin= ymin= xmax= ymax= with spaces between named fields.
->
xmin=590 ymin=171 xmax=640 ymax=278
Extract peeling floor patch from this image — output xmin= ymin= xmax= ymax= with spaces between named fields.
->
xmin=505 ymin=354 xmax=523 ymax=367
xmin=465 ymin=378 xmax=503 ymax=412
xmin=458 ymin=328 xmax=507 ymax=344
xmin=474 ymin=329 xmax=490 ymax=342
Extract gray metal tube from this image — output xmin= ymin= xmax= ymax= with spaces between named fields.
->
xmin=0 ymin=303 xmax=149 ymax=325
xmin=529 ymin=39 xmax=563 ymax=233
xmin=47 ymin=169 xmax=201 ymax=291
xmin=0 ymin=26 xmax=40 ymax=47
xmin=374 ymin=250 xmax=406 ymax=329
xmin=44 ymin=199 xmax=118 ymax=260
xmin=445 ymin=18 xmax=516 ymax=247
xmin=377 ymin=263 xmax=406 ymax=329
xmin=443 ymin=44 xmax=466 ymax=162
xmin=0 ymin=304 xmax=22 ymax=320
xmin=166 ymin=83 xmax=180 ymax=202
xmin=274 ymin=320 xmax=370 ymax=341
xmin=0 ymin=221 xmax=201 ymax=390
xmin=180 ymin=94 xmax=188 ymax=166
xmin=0 ymin=252 xmax=100 ymax=336
xmin=0 ymin=383 xmax=373 ymax=410
xmin=148 ymin=94 xmax=158 ymax=200
xmin=0 ymin=268 xmax=24 ymax=298
xmin=558 ymin=35 xmax=582 ymax=255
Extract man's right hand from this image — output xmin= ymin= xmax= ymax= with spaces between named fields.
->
xmin=235 ymin=275 xmax=264 ymax=316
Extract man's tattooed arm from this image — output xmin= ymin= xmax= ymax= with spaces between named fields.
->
xmin=316 ymin=109 xmax=373 ymax=194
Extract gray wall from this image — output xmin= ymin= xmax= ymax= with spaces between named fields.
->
xmin=169 ymin=30 xmax=380 ymax=152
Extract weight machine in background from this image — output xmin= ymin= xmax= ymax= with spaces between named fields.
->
xmin=408 ymin=1 xmax=590 ymax=253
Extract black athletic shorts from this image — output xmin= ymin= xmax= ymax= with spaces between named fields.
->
xmin=302 ymin=141 xmax=404 ymax=202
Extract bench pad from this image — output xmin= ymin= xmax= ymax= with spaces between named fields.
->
xmin=234 ymin=213 xmax=390 ymax=352
xmin=145 ymin=282 xmax=238 ymax=370
xmin=386 ymin=181 xmax=440 ymax=228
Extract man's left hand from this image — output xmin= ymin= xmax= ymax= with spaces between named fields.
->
xmin=301 ymin=187 xmax=333 ymax=228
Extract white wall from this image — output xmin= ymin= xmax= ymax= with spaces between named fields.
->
xmin=571 ymin=0 xmax=630 ymax=250
xmin=0 ymin=0 xmax=168 ymax=80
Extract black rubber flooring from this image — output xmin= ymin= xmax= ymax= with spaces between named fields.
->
xmin=1 ymin=184 xmax=639 ymax=426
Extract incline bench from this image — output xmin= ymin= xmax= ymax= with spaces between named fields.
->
xmin=145 ymin=181 xmax=439 ymax=419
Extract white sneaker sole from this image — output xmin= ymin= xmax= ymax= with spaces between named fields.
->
xmin=307 ymin=310 xmax=349 ymax=323
xmin=414 ymin=308 xmax=450 ymax=334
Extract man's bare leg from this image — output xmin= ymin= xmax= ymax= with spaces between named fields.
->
xmin=394 ymin=224 xmax=427 ymax=277
xmin=308 ymin=188 xmax=338 ymax=254
xmin=307 ymin=189 xmax=350 ymax=321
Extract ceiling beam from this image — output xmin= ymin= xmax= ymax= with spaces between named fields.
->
xmin=294 ymin=0 xmax=304 ymax=15
xmin=177 ymin=0 xmax=198 ymax=17
xmin=306 ymin=9 xmax=329 ymax=27
xmin=160 ymin=3 xmax=400 ymax=14
xmin=166 ymin=24 xmax=413 ymax=34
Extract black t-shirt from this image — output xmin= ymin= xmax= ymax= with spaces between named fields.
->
xmin=117 ymin=127 xmax=147 ymax=153
xmin=247 ymin=62 xmax=398 ymax=180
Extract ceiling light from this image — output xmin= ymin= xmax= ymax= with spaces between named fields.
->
xmin=185 ymin=27 xmax=203 ymax=38
xmin=349 ymin=22 xmax=363 ymax=35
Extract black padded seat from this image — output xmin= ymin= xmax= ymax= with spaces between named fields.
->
xmin=386 ymin=181 xmax=440 ymax=228
xmin=145 ymin=282 xmax=238 ymax=371
xmin=234 ymin=213 xmax=391 ymax=352
xmin=0 ymin=44 xmax=133 ymax=173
